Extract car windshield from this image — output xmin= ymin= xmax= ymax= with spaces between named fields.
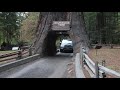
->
xmin=60 ymin=39 xmax=73 ymax=47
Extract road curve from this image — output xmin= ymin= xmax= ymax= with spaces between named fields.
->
xmin=0 ymin=53 xmax=73 ymax=78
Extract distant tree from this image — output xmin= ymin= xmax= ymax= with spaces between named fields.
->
xmin=0 ymin=12 xmax=20 ymax=44
xmin=84 ymin=12 xmax=119 ymax=45
xmin=0 ymin=12 xmax=28 ymax=45
xmin=19 ymin=12 xmax=39 ymax=43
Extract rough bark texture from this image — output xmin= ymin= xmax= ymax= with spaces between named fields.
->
xmin=70 ymin=12 xmax=89 ymax=54
xmin=32 ymin=12 xmax=89 ymax=57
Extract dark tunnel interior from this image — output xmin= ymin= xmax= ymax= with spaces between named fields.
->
xmin=43 ymin=31 xmax=71 ymax=56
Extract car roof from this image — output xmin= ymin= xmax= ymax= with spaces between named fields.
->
xmin=61 ymin=39 xmax=72 ymax=47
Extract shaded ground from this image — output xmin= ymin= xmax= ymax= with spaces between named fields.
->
xmin=88 ymin=48 xmax=120 ymax=73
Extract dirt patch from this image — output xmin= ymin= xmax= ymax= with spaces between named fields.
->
xmin=88 ymin=48 xmax=120 ymax=73
xmin=82 ymin=66 xmax=91 ymax=78
xmin=66 ymin=58 xmax=76 ymax=78
xmin=66 ymin=57 xmax=91 ymax=78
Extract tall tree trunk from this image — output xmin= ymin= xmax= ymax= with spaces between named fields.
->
xmin=32 ymin=12 xmax=89 ymax=57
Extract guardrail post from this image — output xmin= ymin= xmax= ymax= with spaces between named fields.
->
xmin=95 ymin=61 xmax=99 ymax=78
xmin=18 ymin=50 xmax=22 ymax=59
xmin=80 ymin=44 xmax=84 ymax=67
xmin=102 ymin=60 xmax=106 ymax=67
xmin=29 ymin=48 xmax=32 ymax=56
xmin=101 ymin=60 xmax=106 ymax=78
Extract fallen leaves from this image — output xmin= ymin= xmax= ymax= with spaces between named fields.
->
xmin=88 ymin=48 xmax=120 ymax=73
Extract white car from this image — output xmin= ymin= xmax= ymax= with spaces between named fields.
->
xmin=60 ymin=39 xmax=73 ymax=53
xmin=12 ymin=47 xmax=19 ymax=50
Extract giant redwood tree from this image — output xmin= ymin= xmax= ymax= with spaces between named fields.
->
xmin=32 ymin=12 xmax=89 ymax=57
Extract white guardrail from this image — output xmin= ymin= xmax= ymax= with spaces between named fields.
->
xmin=0 ymin=54 xmax=40 ymax=73
xmin=75 ymin=53 xmax=85 ymax=78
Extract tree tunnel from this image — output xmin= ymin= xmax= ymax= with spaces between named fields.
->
xmin=43 ymin=31 xmax=70 ymax=56
xmin=43 ymin=31 xmax=57 ymax=56
xmin=33 ymin=12 xmax=89 ymax=57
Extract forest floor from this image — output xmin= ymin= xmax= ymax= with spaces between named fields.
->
xmin=88 ymin=46 xmax=120 ymax=73
xmin=0 ymin=51 xmax=16 ymax=55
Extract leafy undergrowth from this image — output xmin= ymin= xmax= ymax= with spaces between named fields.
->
xmin=88 ymin=48 xmax=120 ymax=73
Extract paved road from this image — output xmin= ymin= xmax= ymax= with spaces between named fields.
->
xmin=0 ymin=52 xmax=73 ymax=78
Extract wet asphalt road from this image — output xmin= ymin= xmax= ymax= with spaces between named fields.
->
xmin=0 ymin=52 xmax=73 ymax=78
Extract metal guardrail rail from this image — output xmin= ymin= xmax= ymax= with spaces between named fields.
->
xmin=0 ymin=50 xmax=29 ymax=62
xmin=0 ymin=46 xmax=40 ymax=73
xmin=0 ymin=47 xmax=34 ymax=63
xmin=0 ymin=54 xmax=40 ymax=73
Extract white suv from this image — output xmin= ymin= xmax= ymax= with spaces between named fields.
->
xmin=60 ymin=39 xmax=73 ymax=53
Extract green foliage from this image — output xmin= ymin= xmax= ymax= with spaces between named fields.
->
xmin=0 ymin=12 xmax=28 ymax=45
xmin=84 ymin=12 xmax=120 ymax=44
xmin=19 ymin=12 xmax=39 ymax=43
xmin=1 ymin=12 xmax=120 ymax=46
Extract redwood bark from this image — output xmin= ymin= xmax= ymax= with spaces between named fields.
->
xmin=32 ymin=12 xmax=89 ymax=57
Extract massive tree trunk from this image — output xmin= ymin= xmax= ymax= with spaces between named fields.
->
xmin=32 ymin=12 xmax=89 ymax=57
xmin=69 ymin=12 xmax=89 ymax=54
xmin=32 ymin=12 xmax=53 ymax=57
